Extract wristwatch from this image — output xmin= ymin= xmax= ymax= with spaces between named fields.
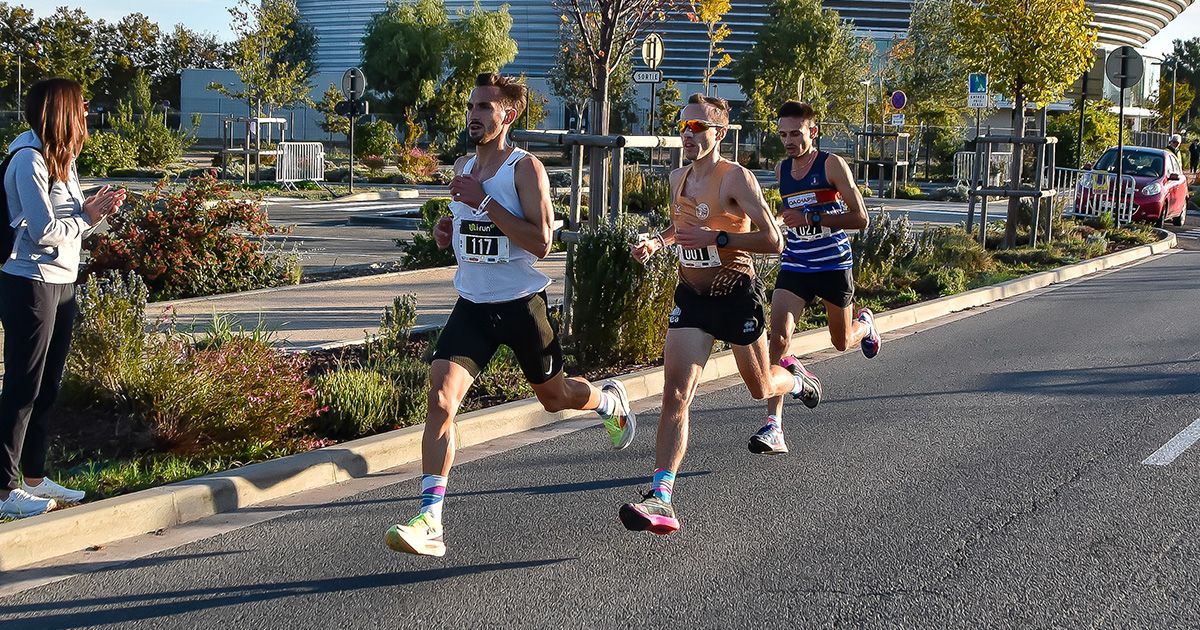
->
xmin=715 ymin=230 xmax=730 ymax=247
xmin=808 ymin=212 xmax=822 ymax=228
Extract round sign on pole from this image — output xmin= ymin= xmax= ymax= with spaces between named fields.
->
xmin=641 ymin=33 xmax=664 ymax=70
xmin=890 ymin=90 xmax=907 ymax=110
xmin=1105 ymin=46 xmax=1144 ymax=90
xmin=342 ymin=67 xmax=367 ymax=101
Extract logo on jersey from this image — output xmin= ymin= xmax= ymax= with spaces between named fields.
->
xmin=696 ymin=202 xmax=711 ymax=219
xmin=674 ymin=203 xmax=682 ymax=215
xmin=669 ymin=306 xmax=681 ymax=323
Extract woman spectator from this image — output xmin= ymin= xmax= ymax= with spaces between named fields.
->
xmin=0 ymin=78 xmax=125 ymax=518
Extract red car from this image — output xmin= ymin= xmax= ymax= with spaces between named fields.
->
xmin=1084 ymin=146 xmax=1189 ymax=225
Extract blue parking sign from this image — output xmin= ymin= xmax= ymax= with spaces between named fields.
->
xmin=969 ymin=73 xmax=988 ymax=95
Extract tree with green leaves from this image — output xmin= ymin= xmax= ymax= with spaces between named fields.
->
xmin=154 ymin=25 xmax=231 ymax=106
xmin=688 ymin=0 xmax=733 ymax=94
xmin=733 ymin=0 xmax=871 ymax=131
xmin=1149 ymin=79 xmax=1194 ymax=134
xmin=94 ymin=14 xmax=163 ymax=105
xmin=951 ymin=0 xmax=1096 ymax=247
xmin=36 ymin=7 xmax=102 ymax=97
xmin=0 ymin=3 xmax=41 ymax=107
xmin=317 ymin=83 xmax=351 ymax=140
xmin=548 ymin=21 xmax=634 ymax=134
xmin=1047 ymin=99 xmax=1118 ymax=167
xmin=1165 ymin=38 xmax=1200 ymax=121
xmin=655 ymin=79 xmax=682 ymax=135
xmin=210 ymin=0 xmax=313 ymax=117
xmin=361 ymin=0 xmax=449 ymax=146
xmin=524 ymin=87 xmax=549 ymax=129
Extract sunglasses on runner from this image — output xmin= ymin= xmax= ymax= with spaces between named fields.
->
xmin=678 ymin=119 xmax=725 ymax=133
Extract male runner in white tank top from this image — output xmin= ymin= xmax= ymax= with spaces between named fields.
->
xmin=385 ymin=73 xmax=636 ymax=557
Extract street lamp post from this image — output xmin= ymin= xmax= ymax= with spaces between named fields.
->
xmin=1170 ymin=61 xmax=1178 ymax=136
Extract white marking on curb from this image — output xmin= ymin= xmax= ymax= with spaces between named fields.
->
xmin=1142 ymin=418 xmax=1200 ymax=466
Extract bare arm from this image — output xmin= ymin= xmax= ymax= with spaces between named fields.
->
xmin=819 ymin=154 xmax=869 ymax=231
xmin=631 ymin=168 xmax=682 ymax=264
xmin=485 ymin=157 xmax=554 ymax=259
xmin=675 ymin=166 xmax=782 ymax=254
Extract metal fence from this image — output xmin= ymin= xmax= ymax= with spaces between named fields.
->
xmin=953 ymin=151 xmax=1012 ymax=185
xmin=276 ymin=142 xmax=326 ymax=185
xmin=1052 ymin=167 xmax=1136 ymax=224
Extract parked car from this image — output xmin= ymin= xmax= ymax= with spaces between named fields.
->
xmin=1079 ymin=146 xmax=1188 ymax=225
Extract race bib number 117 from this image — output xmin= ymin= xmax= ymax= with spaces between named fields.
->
xmin=459 ymin=220 xmax=510 ymax=264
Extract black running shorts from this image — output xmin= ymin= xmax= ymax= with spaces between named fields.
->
xmin=774 ymin=269 xmax=855 ymax=309
xmin=668 ymin=276 xmax=767 ymax=346
xmin=431 ymin=291 xmax=562 ymax=385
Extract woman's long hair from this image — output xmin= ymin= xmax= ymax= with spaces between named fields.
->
xmin=24 ymin=78 xmax=88 ymax=183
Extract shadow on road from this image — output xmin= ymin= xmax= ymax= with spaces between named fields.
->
xmin=0 ymin=558 xmax=572 ymax=629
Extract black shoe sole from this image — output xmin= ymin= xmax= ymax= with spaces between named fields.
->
xmin=748 ymin=437 xmax=788 ymax=454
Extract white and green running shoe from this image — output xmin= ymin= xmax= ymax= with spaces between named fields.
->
xmin=600 ymin=379 xmax=636 ymax=450
xmin=385 ymin=512 xmax=446 ymax=557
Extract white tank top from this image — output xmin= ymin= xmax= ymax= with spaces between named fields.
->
xmin=450 ymin=147 xmax=551 ymax=303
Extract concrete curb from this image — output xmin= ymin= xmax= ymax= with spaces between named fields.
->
xmin=0 ymin=231 xmax=1175 ymax=571
xmin=337 ymin=190 xmax=420 ymax=202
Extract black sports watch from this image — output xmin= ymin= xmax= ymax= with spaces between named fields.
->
xmin=808 ymin=211 xmax=822 ymax=227
xmin=715 ymin=230 xmax=730 ymax=247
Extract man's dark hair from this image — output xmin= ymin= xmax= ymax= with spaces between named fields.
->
xmin=777 ymin=100 xmax=817 ymax=123
xmin=475 ymin=73 xmax=527 ymax=117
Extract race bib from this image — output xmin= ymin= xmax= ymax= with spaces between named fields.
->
xmin=784 ymin=191 xmax=818 ymax=209
xmin=459 ymin=220 xmax=510 ymax=264
xmin=678 ymin=244 xmax=721 ymax=268
xmin=788 ymin=224 xmax=833 ymax=242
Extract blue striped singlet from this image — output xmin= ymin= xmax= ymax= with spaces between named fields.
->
xmin=779 ymin=151 xmax=854 ymax=273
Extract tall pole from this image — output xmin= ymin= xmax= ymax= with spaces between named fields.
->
xmin=648 ymin=80 xmax=657 ymax=166
xmin=15 ymin=54 xmax=21 ymax=113
xmin=1170 ymin=62 xmax=1178 ymax=136
xmin=1077 ymin=71 xmax=1088 ymax=168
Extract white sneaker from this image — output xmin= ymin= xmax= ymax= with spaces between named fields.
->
xmin=0 ymin=488 xmax=56 ymax=518
xmin=22 ymin=478 xmax=85 ymax=504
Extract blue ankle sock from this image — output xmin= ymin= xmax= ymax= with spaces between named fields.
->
xmin=651 ymin=468 xmax=675 ymax=503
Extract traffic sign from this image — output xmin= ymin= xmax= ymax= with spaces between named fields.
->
xmin=633 ymin=70 xmax=663 ymax=84
xmin=891 ymin=113 xmax=905 ymax=126
xmin=641 ymin=33 xmax=664 ymax=70
xmin=968 ymin=72 xmax=988 ymax=109
xmin=1105 ymin=46 xmax=1143 ymax=89
xmin=342 ymin=67 xmax=367 ymax=100
xmin=890 ymin=90 xmax=907 ymax=110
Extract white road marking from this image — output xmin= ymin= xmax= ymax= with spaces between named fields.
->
xmin=1178 ymin=229 xmax=1200 ymax=240
xmin=290 ymin=201 xmax=419 ymax=211
xmin=1142 ymin=417 xmax=1200 ymax=466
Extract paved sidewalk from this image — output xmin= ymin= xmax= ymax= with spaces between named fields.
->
xmin=154 ymin=254 xmax=568 ymax=351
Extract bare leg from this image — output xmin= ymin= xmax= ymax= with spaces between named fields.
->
xmin=655 ymin=328 xmax=714 ymax=474
xmin=765 ymin=289 xmax=808 ymax=418
xmin=733 ymin=332 xmax=799 ymax=400
xmin=826 ymin=300 xmax=871 ymax=352
xmin=530 ymin=373 xmax=603 ymax=413
xmin=422 ymin=360 xmax=476 ymax=477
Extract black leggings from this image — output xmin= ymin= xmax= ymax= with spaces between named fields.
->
xmin=0 ymin=272 xmax=77 ymax=490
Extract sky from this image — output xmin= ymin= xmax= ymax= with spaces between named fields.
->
xmin=30 ymin=0 xmax=1200 ymax=56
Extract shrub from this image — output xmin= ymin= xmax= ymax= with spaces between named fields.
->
xmin=314 ymin=369 xmax=400 ymax=438
xmin=466 ymin=345 xmax=533 ymax=409
xmin=76 ymin=132 xmax=138 ymax=177
xmin=366 ymin=294 xmax=418 ymax=367
xmin=398 ymin=197 xmax=457 ymax=270
xmin=63 ymin=272 xmax=151 ymax=406
xmin=914 ymin=266 xmax=967 ymax=297
xmin=569 ymin=217 xmax=678 ymax=371
xmin=763 ymin=187 xmax=782 ymax=212
xmin=623 ymin=167 xmax=671 ymax=227
xmin=396 ymin=146 xmax=440 ymax=180
xmin=360 ymin=155 xmax=387 ymax=176
xmin=923 ymin=226 xmax=995 ymax=273
xmin=356 ymin=120 xmax=398 ymax=159
xmin=852 ymin=210 xmax=932 ymax=290
xmin=84 ymin=173 xmax=301 ymax=301
xmin=929 ymin=184 xmax=969 ymax=202
xmin=895 ymin=184 xmax=924 ymax=199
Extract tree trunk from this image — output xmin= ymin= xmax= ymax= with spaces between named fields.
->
xmin=587 ymin=69 xmax=611 ymax=228
xmin=1004 ymin=95 xmax=1026 ymax=248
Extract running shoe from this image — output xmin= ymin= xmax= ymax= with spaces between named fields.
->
xmin=619 ymin=491 xmax=680 ymax=535
xmin=748 ymin=422 xmax=789 ymax=455
xmin=600 ymin=379 xmax=637 ymax=450
xmin=0 ymin=488 xmax=56 ymax=519
xmin=21 ymin=478 xmax=85 ymax=504
xmin=385 ymin=512 xmax=446 ymax=557
xmin=780 ymin=356 xmax=822 ymax=409
xmin=857 ymin=308 xmax=882 ymax=359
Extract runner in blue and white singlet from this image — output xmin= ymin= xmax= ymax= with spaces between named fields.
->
xmin=749 ymin=100 xmax=883 ymax=457
xmin=779 ymin=150 xmax=854 ymax=273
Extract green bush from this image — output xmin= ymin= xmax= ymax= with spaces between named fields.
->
xmin=84 ymin=173 xmax=301 ymax=301
xmin=569 ymin=217 xmax=678 ymax=371
xmin=389 ymin=358 xmax=431 ymax=426
xmin=929 ymin=184 xmax=969 ymax=202
xmin=852 ymin=210 xmax=933 ymax=290
xmin=398 ymin=197 xmax=457 ymax=270
xmin=366 ymin=294 xmax=418 ymax=367
xmin=763 ymin=187 xmax=782 ymax=212
xmin=914 ymin=266 xmax=967 ymax=297
xmin=924 ymin=226 xmax=995 ymax=273
xmin=895 ymin=184 xmax=924 ymax=199
xmin=356 ymin=120 xmax=398 ymax=159
xmin=76 ymin=132 xmax=138 ymax=177
xmin=64 ymin=272 xmax=320 ymax=455
xmin=396 ymin=146 xmax=440 ymax=180
xmin=465 ymin=345 xmax=533 ymax=409
xmin=314 ymin=369 xmax=400 ymax=438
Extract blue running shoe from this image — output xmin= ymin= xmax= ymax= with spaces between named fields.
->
xmin=857 ymin=308 xmax=881 ymax=359
xmin=748 ymin=422 xmax=789 ymax=454
xmin=780 ymin=356 xmax=821 ymax=409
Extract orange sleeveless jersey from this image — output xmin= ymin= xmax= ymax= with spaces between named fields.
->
xmin=670 ymin=159 xmax=755 ymax=295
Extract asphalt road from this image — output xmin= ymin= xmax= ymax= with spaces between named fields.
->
xmin=1 ymin=248 xmax=1197 ymax=627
